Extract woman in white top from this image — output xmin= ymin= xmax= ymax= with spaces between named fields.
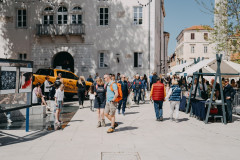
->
xmin=55 ymin=83 xmax=64 ymax=124
xmin=44 ymin=76 xmax=51 ymax=100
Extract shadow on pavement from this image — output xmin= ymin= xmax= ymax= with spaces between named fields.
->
xmin=70 ymin=120 xmax=84 ymax=123
xmin=130 ymin=105 xmax=139 ymax=108
xmin=178 ymin=118 xmax=189 ymax=122
xmin=116 ymin=126 xmax=138 ymax=132
xmin=0 ymin=130 xmax=53 ymax=147
xmin=124 ymin=112 xmax=139 ymax=115
xmin=105 ymin=122 xmax=124 ymax=127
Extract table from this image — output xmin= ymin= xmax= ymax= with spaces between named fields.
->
xmin=191 ymin=100 xmax=206 ymax=120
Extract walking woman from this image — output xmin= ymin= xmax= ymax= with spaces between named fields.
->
xmin=94 ymin=78 xmax=106 ymax=127
xmin=76 ymin=76 xmax=86 ymax=109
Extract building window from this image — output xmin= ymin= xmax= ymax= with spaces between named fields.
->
xmin=204 ymin=46 xmax=208 ymax=53
xmin=204 ymin=33 xmax=208 ymax=40
xmin=72 ymin=15 xmax=82 ymax=24
xmin=43 ymin=7 xmax=54 ymax=25
xmin=134 ymin=52 xmax=143 ymax=67
xmin=191 ymin=45 xmax=195 ymax=54
xmin=99 ymin=7 xmax=109 ymax=26
xmin=72 ymin=6 xmax=82 ymax=24
xmin=133 ymin=7 xmax=143 ymax=25
xmin=191 ymin=33 xmax=195 ymax=40
xmin=99 ymin=52 xmax=109 ymax=68
xmin=19 ymin=53 xmax=27 ymax=60
xmin=17 ymin=9 xmax=27 ymax=28
xmin=57 ymin=6 xmax=68 ymax=24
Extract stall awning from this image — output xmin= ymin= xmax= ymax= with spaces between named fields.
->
xmin=169 ymin=61 xmax=194 ymax=75
xmin=180 ymin=58 xmax=240 ymax=77
xmin=180 ymin=58 xmax=215 ymax=76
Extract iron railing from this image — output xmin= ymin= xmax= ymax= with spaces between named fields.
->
xmin=36 ymin=24 xmax=85 ymax=36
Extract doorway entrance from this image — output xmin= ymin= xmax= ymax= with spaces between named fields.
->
xmin=52 ymin=52 xmax=74 ymax=72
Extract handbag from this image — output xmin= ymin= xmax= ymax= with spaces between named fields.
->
xmin=201 ymin=91 xmax=208 ymax=100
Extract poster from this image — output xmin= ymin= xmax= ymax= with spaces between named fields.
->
xmin=0 ymin=67 xmax=17 ymax=94
xmin=19 ymin=67 xmax=33 ymax=93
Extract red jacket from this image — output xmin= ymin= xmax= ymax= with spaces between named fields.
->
xmin=151 ymin=82 xmax=165 ymax=101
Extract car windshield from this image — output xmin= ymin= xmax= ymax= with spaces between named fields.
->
xmin=36 ymin=69 xmax=54 ymax=76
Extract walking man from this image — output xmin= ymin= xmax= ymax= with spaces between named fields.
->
xmin=165 ymin=80 xmax=182 ymax=123
xmin=104 ymin=74 xmax=119 ymax=133
xmin=132 ymin=74 xmax=142 ymax=105
xmin=118 ymin=75 xmax=128 ymax=115
xmin=150 ymin=77 xmax=166 ymax=121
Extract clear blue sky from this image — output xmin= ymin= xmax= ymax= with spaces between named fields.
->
xmin=165 ymin=0 xmax=214 ymax=55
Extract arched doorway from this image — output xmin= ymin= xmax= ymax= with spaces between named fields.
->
xmin=52 ymin=52 xmax=74 ymax=72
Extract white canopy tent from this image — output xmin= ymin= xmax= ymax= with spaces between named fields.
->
xmin=179 ymin=58 xmax=215 ymax=77
xmin=180 ymin=58 xmax=240 ymax=78
xmin=168 ymin=61 xmax=194 ymax=75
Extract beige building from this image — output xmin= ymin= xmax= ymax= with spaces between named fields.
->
xmin=175 ymin=25 xmax=215 ymax=63
xmin=0 ymin=0 xmax=167 ymax=77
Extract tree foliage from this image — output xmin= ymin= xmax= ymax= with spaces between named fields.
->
xmin=195 ymin=0 xmax=240 ymax=56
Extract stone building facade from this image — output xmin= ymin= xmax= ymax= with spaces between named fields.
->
xmin=0 ymin=0 xmax=167 ymax=78
xmin=175 ymin=25 xmax=215 ymax=63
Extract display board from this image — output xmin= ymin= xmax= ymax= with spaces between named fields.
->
xmin=0 ymin=59 xmax=33 ymax=113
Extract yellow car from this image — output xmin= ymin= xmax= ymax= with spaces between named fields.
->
xmin=33 ymin=68 xmax=92 ymax=98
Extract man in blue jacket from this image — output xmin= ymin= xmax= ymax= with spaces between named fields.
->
xmin=223 ymin=79 xmax=236 ymax=123
xmin=118 ymin=75 xmax=128 ymax=115
xmin=132 ymin=74 xmax=143 ymax=105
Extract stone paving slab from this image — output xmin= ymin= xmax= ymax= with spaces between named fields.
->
xmin=0 ymin=100 xmax=240 ymax=160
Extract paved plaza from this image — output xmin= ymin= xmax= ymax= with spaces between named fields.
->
xmin=1 ymin=99 xmax=240 ymax=160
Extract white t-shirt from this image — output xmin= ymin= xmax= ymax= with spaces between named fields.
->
xmin=44 ymin=80 xmax=51 ymax=92
xmin=55 ymin=88 xmax=64 ymax=101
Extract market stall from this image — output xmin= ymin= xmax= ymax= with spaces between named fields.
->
xmin=184 ymin=54 xmax=240 ymax=124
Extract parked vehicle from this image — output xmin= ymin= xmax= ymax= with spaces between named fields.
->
xmin=33 ymin=68 xmax=92 ymax=98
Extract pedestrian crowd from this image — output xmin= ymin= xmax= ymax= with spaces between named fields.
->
xmin=32 ymin=71 xmax=240 ymax=132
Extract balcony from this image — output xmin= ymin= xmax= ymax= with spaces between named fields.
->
xmin=36 ymin=24 xmax=85 ymax=41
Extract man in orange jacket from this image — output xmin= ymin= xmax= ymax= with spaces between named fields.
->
xmin=150 ymin=77 xmax=166 ymax=121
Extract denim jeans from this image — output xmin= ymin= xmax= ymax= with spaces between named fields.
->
xmin=154 ymin=100 xmax=163 ymax=119
xmin=134 ymin=89 xmax=141 ymax=104
xmin=226 ymin=99 xmax=232 ymax=122
xmin=118 ymin=97 xmax=127 ymax=113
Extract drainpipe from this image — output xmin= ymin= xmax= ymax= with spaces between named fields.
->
xmin=159 ymin=0 xmax=162 ymax=74
xmin=148 ymin=0 xmax=151 ymax=75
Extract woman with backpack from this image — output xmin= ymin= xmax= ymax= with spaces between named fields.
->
xmin=76 ymin=76 xmax=86 ymax=109
xmin=94 ymin=78 xmax=106 ymax=127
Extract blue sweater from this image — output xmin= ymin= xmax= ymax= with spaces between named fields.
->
xmin=169 ymin=85 xmax=181 ymax=101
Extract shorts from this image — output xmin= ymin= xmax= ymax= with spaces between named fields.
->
xmin=104 ymin=102 xmax=117 ymax=116
xmin=56 ymin=101 xmax=63 ymax=110
xmin=94 ymin=99 xmax=106 ymax=109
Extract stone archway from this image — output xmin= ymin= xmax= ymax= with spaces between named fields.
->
xmin=52 ymin=52 xmax=74 ymax=72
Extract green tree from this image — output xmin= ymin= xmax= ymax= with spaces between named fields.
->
xmin=195 ymin=0 xmax=240 ymax=57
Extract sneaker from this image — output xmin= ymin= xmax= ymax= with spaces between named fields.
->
xmin=101 ymin=119 xmax=106 ymax=127
xmin=107 ymin=127 xmax=115 ymax=133
xmin=114 ymin=122 xmax=118 ymax=129
xmin=175 ymin=119 xmax=179 ymax=123
xmin=160 ymin=117 xmax=163 ymax=121
xmin=97 ymin=121 xmax=101 ymax=128
xmin=118 ymin=110 xmax=120 ymax=114
xmin=79 ymin=105 xmax=83 ymax=109
xmin=156 ymin=118 xmax=160 ymax=121
xmin=122 ymin=113 xmax=125 ymax=116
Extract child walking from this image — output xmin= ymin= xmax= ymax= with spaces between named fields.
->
xmin=89 ymin=85 xmax=95 ymax=111
xmin=55 ymin=83 xmax=64 ymax=125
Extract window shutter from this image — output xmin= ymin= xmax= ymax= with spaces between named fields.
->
xmin=104 ymin=52 xmax=109 ymax=67
xmin=138 ymin=53 xmax=142 ymax=67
